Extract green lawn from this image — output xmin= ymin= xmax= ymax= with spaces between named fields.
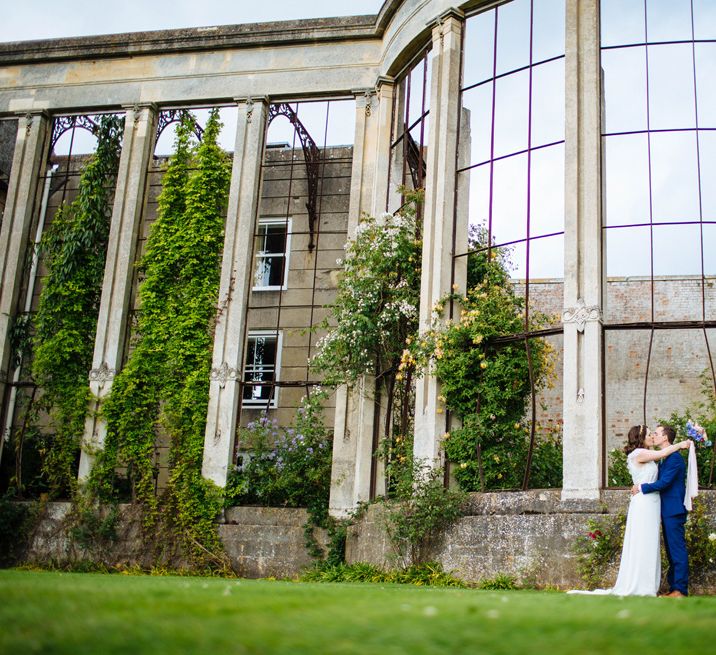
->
xmin=1 ymin=570 xmax=715 ymax=655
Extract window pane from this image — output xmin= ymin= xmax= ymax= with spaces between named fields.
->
xmin=461 ymin=166 xmax=490 ymax=244
xmin=603 ymin=134 xmax=650 ymax=226
xmin=243 ymin=336 xmax=278 ymax=402
xmin=494 ymin=69 xmax=530 ymax=158
xmin=505 ymin=238 xmax=528 ymax=284
xmin=646 ymin=0 xmax=693 ymax=43
xmin=695 ymin=44 xmax=716 ymax=129
xmin=532 ymin=0 xmax=564 ymax=63
xmin=462 ymin=83 xmax=493 ymax=166
xmin=646 ymin=329 xmax=712 ymax=418
xmin=601 ymin=46 xmax=648 ymax=134
xmin=653 ymin=224 xmax=703 ymax=321
xmin=605 ymin=225 xmax=651 ymax=279
xmin=694 ymin=0 xmax=716 ymax=40
xmin=652 ymin=222 xmax=701 ymax=276
xmin=496 ymin=0 xmax=531 ymax=75
xmin=255 ymin=255 xmax=286 ymax=287
xmin=531 ymin=58 xmax=565 ymax=146
xmin=529 ymin=143 xmax=564 ymax=237
xmin=601 ymin=0 xmax=645 ymax=47
xmin=604 ymin=329 xmax=650 ymax=457
xmin=263 ymin=224 xmax=287 ymax=254
xmin=463 ymin=9 xmax=496 ymax=89
xmin=492 ymin=153 xmax=528 ymax=246
xmin=701 ymin=132 xmax=716 ymax=221
xmin=408 ymin=59 xmax=429 ymax=126
xmin=648 ymin=44 xmax=696 ymax=130
xmin=528 ymin=233 xmax=564 ymax=280
xmin=651 ymin=131 xmax=700 ymax=222
xmin=702 ymin=223 xmax=716 ymax=320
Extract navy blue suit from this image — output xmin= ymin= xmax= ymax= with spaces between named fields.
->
xmin=641 ymin=451 xmax=689 ymax=595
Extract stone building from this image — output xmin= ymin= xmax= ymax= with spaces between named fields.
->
xmin=2 ymin=0 xmax=716 ymax=524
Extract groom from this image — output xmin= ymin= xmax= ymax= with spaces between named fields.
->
xmin=632 ymin=424 xmax=689 ymax=597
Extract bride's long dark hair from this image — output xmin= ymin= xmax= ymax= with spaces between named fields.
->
xmin=624 ymin=425 xmax=647 ymax=455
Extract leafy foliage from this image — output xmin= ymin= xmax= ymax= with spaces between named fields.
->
xmin=301 ymin=560 xmax=467 ymax=587
xmin=382 ymin=462 xmax=466 ymax=567
xmin=225 ymin=392 xmax=333 ymax=516
xmin=30 ymin=115 xmax=124 ymax=498
xmin=665 ymin=397 xmax=716 ymax=487
xmin=90 ymin=110 xmax=231 ymax=569
xmin=0 ymin=493 xmax=39 ymax=566
xmin=410 ymin=232 xmax=555 ymax=492
xmin=574 ymin=498 xmax=716 ymax=590
xmin=572 ymin=512 xmax=627 ymax=589
xmin=311 ymin=192 xmax=422 ymax=477
xmin=607 ymin=448 xmax=631 ymax=487
xmin=225 ymin=391 xmax=334 ymax=560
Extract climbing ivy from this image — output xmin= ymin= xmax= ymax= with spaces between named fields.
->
xmin=92 ymin=110 xmax=231 ymax=569
xmin=31 ymin=115 xmax=124 ymax=498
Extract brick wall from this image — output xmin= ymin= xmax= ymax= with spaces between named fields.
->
xmin=521 ymin=277 xmax=716 ymax=451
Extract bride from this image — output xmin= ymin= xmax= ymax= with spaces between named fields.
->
xmin=568 ymin=425 xmax=691 ymax=596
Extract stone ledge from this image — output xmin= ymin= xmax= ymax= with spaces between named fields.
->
xmin=462 ymin=489 xmax=716 ymax=515
xmin=0 ymin=15 xmax=380 ymax=65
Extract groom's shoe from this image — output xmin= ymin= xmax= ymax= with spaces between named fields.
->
xmin=664 ymin=590 xmax=686 ymax=598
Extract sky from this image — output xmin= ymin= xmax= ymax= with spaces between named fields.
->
xmin=0 ymin=0 xmax=384 ymax=43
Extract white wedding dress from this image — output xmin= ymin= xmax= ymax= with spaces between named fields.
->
xmin=569 ymin=449 xmax=661 ymax=596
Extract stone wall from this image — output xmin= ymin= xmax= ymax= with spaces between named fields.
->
xmin=18 ymin=493 xmax=716 ymax=592
xmin=21 ymin=502 xmax=327 ymax=579
xmin=346 ymin=490 xmax=716 ymax=593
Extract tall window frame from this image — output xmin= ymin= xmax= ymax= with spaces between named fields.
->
xmin=242 ymin=330 xmax=283 ymax=409
xmin=252 ymin=217 xmax=292 ymax=292
xmin=600 ymin=0 xmax=716 ymax=487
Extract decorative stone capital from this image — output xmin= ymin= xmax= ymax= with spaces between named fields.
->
xmin=89 ymin=362 xmax=117 ymax=383
xmin=353 ymin=88 xmax=376 ymax=116
xmin=430 ymin=7 xmax=465 ymax=29
xmin=210 ymin=362 xmax=240 ymax=388
xmin=375 ymin=75 xmax=395 ymax=91
xmin=562 ymin=299 xmax=601 ymax=332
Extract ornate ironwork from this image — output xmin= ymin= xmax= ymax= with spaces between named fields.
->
xmin=50 ymin=115 xmax=99 ymax=152
xmin=155 ymin=109 xmax=204 ymax=144
xmin=267 ymin=103 xmax=322 ymax=251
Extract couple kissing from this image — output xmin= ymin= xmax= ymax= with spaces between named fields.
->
xmin=569 ymin=424 xmax=697 ymax=597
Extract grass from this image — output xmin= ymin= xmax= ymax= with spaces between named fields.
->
xmin=1 ymin=569 xmax=715 ymax=654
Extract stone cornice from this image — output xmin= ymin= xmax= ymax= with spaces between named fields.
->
xmin=0 ymin=15 xmax=382 ymax=66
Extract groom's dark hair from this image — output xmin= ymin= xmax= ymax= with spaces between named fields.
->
xmin=659 ymin=424 xmax=676 ymax=444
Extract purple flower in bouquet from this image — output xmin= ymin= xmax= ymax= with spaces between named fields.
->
xmin=685 ymin=419 xmax=712 ymax=448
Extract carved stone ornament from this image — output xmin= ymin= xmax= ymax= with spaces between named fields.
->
xmin=89 ymin=362 xmax=117 ymax=383
xmin=562 ymin=299 xmax=601 ymax=333
xmin=245 ymin=97 xmax=254 ymax=124
xmin=364 ymin=90 xmax=375 ymax=117
xmin=210 ymin=362 xmax=239 ymax=388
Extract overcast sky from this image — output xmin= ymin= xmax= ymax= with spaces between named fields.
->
xmin=0 ymin=0 xmax=384 ymax=43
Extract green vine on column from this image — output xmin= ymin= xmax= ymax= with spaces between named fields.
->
xmin=31 ymin=115 xmax=124 ymax=498
xmin=92 ymin=110 xmax=231 ymax=568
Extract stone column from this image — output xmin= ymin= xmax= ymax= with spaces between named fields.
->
xmin=329 ymin=83 xmax=394 ymax=517
xmin=561 ymin=0 xmax=603 ymax=501
xmin=202 ymin=97 xmax=268 ymax=488
xmin=79 ymin=104 xmax=158 ymax=481
xmin=413 ymin=9 xmax=465 ymax=467
xmin=0 ymin=111 xmax=50 ymax=407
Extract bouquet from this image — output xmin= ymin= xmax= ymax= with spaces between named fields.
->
xmin=685 ymin=420 xmax=712 ymax=448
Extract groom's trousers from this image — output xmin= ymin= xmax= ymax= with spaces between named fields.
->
xmin=662 ymin=514 xmax=689 ymax=595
